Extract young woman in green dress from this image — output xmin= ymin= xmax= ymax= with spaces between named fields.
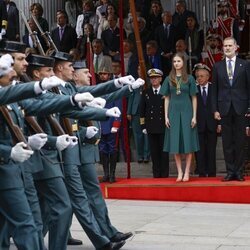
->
xmin=159 ymin=53 xmax=199 ymax=182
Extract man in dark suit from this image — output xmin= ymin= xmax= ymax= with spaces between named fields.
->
xmin=212 ymin=37 xmax=250 ymax=181
xmin=154 ymin=11 xmax=176 ymax=76
xmin=5 ymin=0 xmax=19 ymax=41
xmin=140 ymin=68 xmax=169 ymax=178
xmin=195 ymin=63 xmax=220 ymax=177
xmin=145 ymin=40 xmax=162 ymax=71
xmin=51 ymin=10 xmax=77 ymax=53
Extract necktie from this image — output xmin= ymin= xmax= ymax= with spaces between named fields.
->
xmin=165 ymin=25 xmax=169 ymax=38
xmin=95 ymin=55 xmax=99 ymax=73
xmin=59 ymin=27 xmax=64 ymax=41
xmin=202 ymin=86 xmax=207 ymax=105
xmin=154 ymin=89 xmax=158 ymax=95
xmin=227 ymin=59 xmax=233 ymax=86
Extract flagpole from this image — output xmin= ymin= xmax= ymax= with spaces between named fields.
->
xmin=119 ymin=0 xmax=131 ymax=179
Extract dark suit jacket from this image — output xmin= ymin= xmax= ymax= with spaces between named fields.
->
xmin=212 ymin=57 xmax=250 ymax=116
xmin=51 ymin=25 xmax=77 ymax=53
xmin=154 ymin=24 xmax=176 ymax=54
xmin=197 ymin=84 xmax=217 ymax=132
xmin=140 ymin=87 xmax=165 ymax=134
xmin=6 ymin=3 xmax=19 ymax=41
xmin=22 ymin=32 xmax=48 ymax=52
xmin=101 ymin=27 xmax=126 ymax=55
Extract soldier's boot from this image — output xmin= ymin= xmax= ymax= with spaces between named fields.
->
xmin=100 ymin=153 xmax=110 ymax=183
xmin=109 ymin=153 xmax=117 ymax=183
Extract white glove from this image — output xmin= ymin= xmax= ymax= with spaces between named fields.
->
xmin=86 ymin=126 xmax=99 ymax=139
xmin=1 ymin=28 xmax=6 ymax=36
xmin=201 ymin=52 xmax=208 ymax=59
xmin=0 ymin=54 xmax=13 ymax=67
xmin=142 ymin=129 xmax=147 ymax=134
xmin=114 ymin=75 xmax=135 ymax=87
xmin=74 ymin=92 xmax=94 ymax=104
xmin=130 ymin=78 xmax=145 ymax=90
xmin=40 ymin=76 xmax=65 ymax=90
xmin=10 ymin=142 xmax=34 ymax=163
xmin=56 ymin=134 xmax=70 ymax=151
xmin=28 ymin=133 xmax=48 ymax=150
xmin=111 ymin=127 xmax=118 ymax=133
xmin=86 ymin=97 xmax=106 ymax=109
xmin=106 ymin=107 xmax=121 ymax=117
xmin=212 ymin=20 xmax=218 ymax=29
xmin=68 ymin=136 xmax=78 ymax=148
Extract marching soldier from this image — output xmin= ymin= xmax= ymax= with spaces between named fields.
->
xmin=72 ymin=60 xmax=144 ymax=243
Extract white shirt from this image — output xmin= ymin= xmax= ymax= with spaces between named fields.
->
xmin=200 ymin=83 xmax=209 ymax=96
xmin=152 ymin=86 xmax=161 ymax=95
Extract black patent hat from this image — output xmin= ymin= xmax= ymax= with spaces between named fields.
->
xmin=50 ymin=51 xmax=73 ymax=62
xmin=73 ymin=60 xmax=87 ymax=69
xmin=0 ymin=40 xmax=27 ymax=53
xmin=26 ymin=54 xmax=55 ymax=67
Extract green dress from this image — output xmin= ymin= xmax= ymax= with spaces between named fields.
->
xmin=159 ymin=75 xmax=200 ymax=154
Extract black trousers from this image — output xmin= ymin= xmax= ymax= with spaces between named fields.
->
xmin=148 ymin=133 xmax=169 ymax=178
xmin=196 ymin=129 xmax=217 ymax=177
xmin=221 ymin=105 xmax=247 ymax=175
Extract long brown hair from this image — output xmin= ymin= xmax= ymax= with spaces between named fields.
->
xmin=169 ymin=53 xmax=188 ymax=87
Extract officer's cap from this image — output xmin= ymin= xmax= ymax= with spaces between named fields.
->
xmin=26 ymin=54 xmax=55 ymax=67
xmin=50 ymin=51 xmax=73 ymax=62
xmin=73 ymin=60 xmax=87 ymax=69
xmin=147 ymin=68 xmax=163 ymax=77
xmin=0 ymin=40 xmax=27 ymax=53
xmin=193 ymin=63 xmax=211 ymax=72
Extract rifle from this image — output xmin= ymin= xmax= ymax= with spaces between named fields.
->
xmin=31 ymin=14 xmax=58 ymax=54
xmin=0 ymin=106 xmax=31 ymax=150
xmin=50 ymin=86 xmax=74 ymax=136
xmin=20 ymin=10 xmax=45 ymax=56
xmin=188 ymin=36 xmax=192 ymax=73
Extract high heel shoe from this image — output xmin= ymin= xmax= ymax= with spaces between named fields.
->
xmin=182 ymin=173 xmax=189 ymax=182
xmin=176 ymin=173 xmax=183 ymax=182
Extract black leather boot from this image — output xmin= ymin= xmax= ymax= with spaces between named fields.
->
xmin=99 ymin=153 xmax=110 ymax=182
xmin=109 ymin=153 xmax=117 ymax=183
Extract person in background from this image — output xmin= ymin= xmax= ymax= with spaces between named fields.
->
xmin=160 ymin=53 xmax=199 ymax=182
xmin=98 ymin=65 xmax=122 ymax=183
xmin=140 ymin=68 xmax=169 ymax=178
xmin=51 ymin=10 xmax=77 ymax=53
xmin=127 ymin=65 xmax=150 ymax=163
xmin=30 ymin=2 xmax=49 ymax=32
xmin=194 ymin=63 xmax=220 ymax=177
xmin=4 ymin=0 xmax=19 ymax=41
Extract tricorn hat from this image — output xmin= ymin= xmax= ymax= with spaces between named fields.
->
xmin=0 ymin=40 xmax=27 ymax=53
xmin=50 ymin=51 xmax=74 ymax=62
xmin=193 ymin=63 xmax=211 ymax=72
xmin=26 ymin=54 xmax=55 ymax=67
xmin=73 ymin=60 xmax=87 ymax=69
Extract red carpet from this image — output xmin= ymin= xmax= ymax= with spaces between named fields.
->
xmin=100 ymin=177 xmax=250 ymax=204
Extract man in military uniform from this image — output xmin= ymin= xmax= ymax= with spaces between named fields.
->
xmin=0 ymin=48 xmax=76 ymax=249
xmin=72 ymin=60 xmax=144 ymax=243
xmin=140 ymin=68 xmax=169 ymax=178
xmin=212 ymin=0 xmax=240 ymax=43
xmin=51 ymin=51 xmax=129 ymax=250
xmin=202 ymin=34 xmax=224 ymax=72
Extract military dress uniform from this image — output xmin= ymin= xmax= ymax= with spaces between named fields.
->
xmin=0 ymin=87 xmax=41 ymax=250
xmin=49 ymin=51 xmax=117 ymax=250
xmin=127 ymin=87 xmax=150 ymax=162
xmin=73 ymin=66 xmax=133 ymax=238
xmin=140 ymin=69 xmax=169 ymax=178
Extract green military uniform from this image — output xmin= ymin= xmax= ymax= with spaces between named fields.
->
xmin=77 ymin=85 xmax=132 ymax=238
xmin=127 ymin=87 xmax=150 ymax=162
